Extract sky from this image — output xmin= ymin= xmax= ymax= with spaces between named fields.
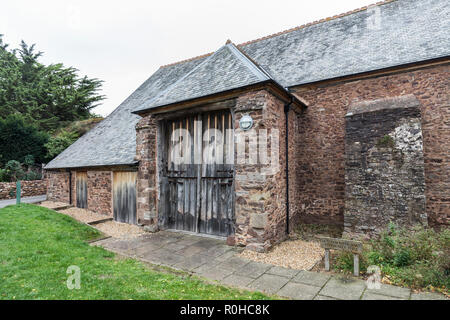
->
xmin=1 ymin=0 xmax=376 ymax=117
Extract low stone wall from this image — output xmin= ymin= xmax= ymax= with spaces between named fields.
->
xmin=0 ymin=180 xmax=47 ymax=200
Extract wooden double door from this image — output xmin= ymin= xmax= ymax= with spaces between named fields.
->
xmin=159 ymin=110 xmax=235 ymax=237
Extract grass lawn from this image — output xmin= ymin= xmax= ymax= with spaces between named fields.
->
xmin=0 ymin=204 xmax=269 ymax=300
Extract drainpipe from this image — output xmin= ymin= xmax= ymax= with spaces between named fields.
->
xmin=284 ymin=98 xmax=293 ymax=236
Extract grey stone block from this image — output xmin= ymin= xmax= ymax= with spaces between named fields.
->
xmin=213 ymin=250 xmax=237 ymax=262
xmin=267 ymin=266 xmax=300 ymax=278
xmin=314 ymin=295 xmax=339 ymax=300
xmin=219 ymin=256 xmax=250 ymax=271
xmin=164 ymin=242 xmax=189 ymax=252
xmin=173 ymin=254 xmax=212 ymax=271
xmin=203 ymin=244 xmax=234 ymax=258
xmin=195 ymin=265 xmax=233 ymax=281
xmin=222 ymin=274 xmax=254 ymax=288
xmin=277 ymin=282 xmax=321 ymax=300
xmin=150 ymin=248 xmax=185 ymax=266
xmin=235 ymin=261 xmax=271 ymax=279
xmin=292 ymin=271 xmax=331 ymax=287
xmin=411 ymin=292 xmax=448 ymax=300
xmin=366 ymin=283 xmax=411 ymax=299
xmin=248 ymin=274 xmax=290 ymax=294
xmin=320 ymin=277 xmax=366 ymax=300
xmin=250 ymin=213 xmax=268 ymax=229
xmin=362 ymin=292 xmax=406 ymax=300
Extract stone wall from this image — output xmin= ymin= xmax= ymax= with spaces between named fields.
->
xmin=0 ymin=180 xmax=47 ymax=200
xmin=291 ymin=63 xmax=450 ymax=229
xmin=47 ymin=171 xmax=70 ymax=203
xmin=232 ymin=90 xmax=297 ymax=251
xmin=87 ymin=171 xmax=112 ymax=216
xmin=135 ymin=116 xmax=158 ymax=226
xmin=135 ymin=89 xmax=298 ymax=251
xmin=46 ymin=167 xmax=132 ymax=217
xmin=344 ymin=95 xmax=427 ymax=237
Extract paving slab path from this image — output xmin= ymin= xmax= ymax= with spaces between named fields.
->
xmin=0 ymin=194 xmax=46 ymax=208
xmin=93 ymin=230 xmax=448 ymax=300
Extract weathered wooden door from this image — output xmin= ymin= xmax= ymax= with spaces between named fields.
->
xmin=76 ymin=172 xmax=88 ymax=208
xmin=160 ymin=110 xmax=234 ymax=237
xmin=113 ymin=171 xmax=137 ymax=224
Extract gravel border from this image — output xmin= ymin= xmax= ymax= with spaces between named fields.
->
xmin=239 ymin=239 xmax=324 ymax=271
xmin=94 ymin=221 xmax=145 ymax=239
xmin=59 ymin=207 xmax=109 ymax=224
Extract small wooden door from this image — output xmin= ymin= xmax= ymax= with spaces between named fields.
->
xmin=113 ymin=171 xmax=137 ymax=224
xmin=76 ymin=172 xmax=88 ymax=209
xmin=159 ymin=110 xmax=234 ymax=237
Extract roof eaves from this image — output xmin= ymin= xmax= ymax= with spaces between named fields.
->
xmin=44 ymin=160 xmax=139 ymax=170
xmin=132 ymin=80 xmax=275 ymax=115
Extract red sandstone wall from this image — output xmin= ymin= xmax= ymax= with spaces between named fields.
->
xmin=87 ymin=171 xmax=112 ymax=216
xmin=291 ymin=63 xmax=449 ymax=228
xmin=0 ymin=180 xmax=47 ymax=200
xmin=233 ymin=90 xmax=299 ymax=250
xmin=135 ymin=116 xmax=158 ymax=225
xmin=47 ymin=171 xmax=70 ymax=203
xmin=46 ymin=168 xmax=114 ymax=216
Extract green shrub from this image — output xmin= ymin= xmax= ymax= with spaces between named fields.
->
xmin=0 ymin=159 xmax=42 ymax=182
xmin=393 ymin=248 xmax=412 ymax=267
xmin=4 ymin=160 xmax=25 ymax=181
xmin=334 ymin=224 xmax=450 ymax=292
xmin=23 ymin=154 xmax=35 ymax=167
xmin=24 ymin=170 xmax=41 ymax=181
xmin=45 ymin=129 xmax=79 ymax=159
xmin=0 ymin=168 xmax=8 ymax=182
xmin=376 ymin=135 xmax=395 ymax=148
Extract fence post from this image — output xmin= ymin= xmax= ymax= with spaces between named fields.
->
xmin=16 ymin=180 xmax=21 ymax=205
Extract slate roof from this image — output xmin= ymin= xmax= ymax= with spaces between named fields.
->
xmin=44 ymin=58 xmax=204 ymax=169
xmin=45 ymin=0 xmax=450 ymax=169
xmin=239 ymin=0 xmax=450 ymax=87
xmin=134 ymin=43 xmax=274 ymax=113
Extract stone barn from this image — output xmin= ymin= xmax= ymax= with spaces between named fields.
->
xmin=45 ymin=0 xmax=449 ymax=251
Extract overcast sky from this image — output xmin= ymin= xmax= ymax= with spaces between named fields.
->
xmin=1 ymin=0 xmax=376 ymax=117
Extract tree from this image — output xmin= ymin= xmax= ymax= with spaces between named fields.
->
xmin=0 ymin=35 xmax=104 ymax=133
xmin=0 ymin=35 xmax=105 ymax=165
xmin=0 ymin=114 xmax=49 ymax=166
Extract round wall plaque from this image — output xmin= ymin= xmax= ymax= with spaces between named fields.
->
xmin=239 ymin=115 xmax=253 ymax=131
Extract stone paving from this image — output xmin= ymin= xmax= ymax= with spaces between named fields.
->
xmin=93 ymin=230 xmax=448 ymax=300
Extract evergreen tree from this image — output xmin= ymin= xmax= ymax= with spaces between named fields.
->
xmin=0 ymin=114 xmax=49 ymax=166
xmin=0 ymin=35 xmax=104 ymax=133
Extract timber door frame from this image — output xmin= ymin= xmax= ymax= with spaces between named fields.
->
xmin=157 ymin=108 xmax=235 ymax=237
